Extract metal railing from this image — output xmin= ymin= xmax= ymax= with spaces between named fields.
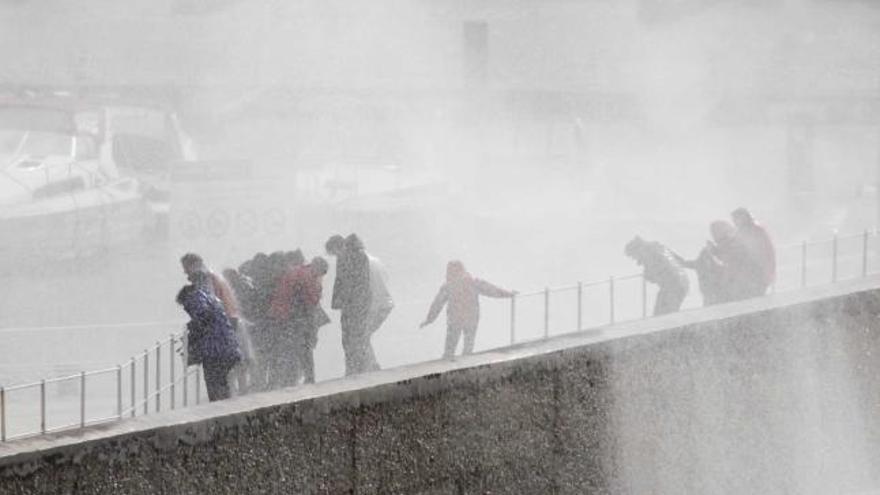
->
xmin=494 ymin=229 xmax=880 ymax=349
xmin=0 ymin=228 xmax=877 ymax=442
xmin=0 ymin=333 xmax=202 ymax=442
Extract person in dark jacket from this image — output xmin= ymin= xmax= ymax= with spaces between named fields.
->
xmin=675 ymin=244 xmax=724 ymax=307
xmin=176 ymin=284 xmax=241 ymax=402
xmin=327 ymin=234 xmax=392 ymax=370
xmin=625 ymin=236 xmax=689 ymax=316
xmin=673 ymin=221 xmax=732 ymax=306
xmin=284 ymin=249 xmax=305 ymax=270
xmin=732 ymin=207 xmax=776 ymax=294
xmin=181 ymin=253 xmax=249 ymax=393
xmin=325 ymin=235 xmax=345 ymax=258
xmin=419 ymin=260 xmax=516 ymax=358
xmin=709 ymin=220 xmax=765 ymax=301
xmin=241 ymin=252 xmax=275 ymax=391
xmin=330 ymin=234 xmax=375 ymax=375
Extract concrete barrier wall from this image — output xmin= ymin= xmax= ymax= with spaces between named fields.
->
xmin=3 ymin=276 xmax=880 ymax=494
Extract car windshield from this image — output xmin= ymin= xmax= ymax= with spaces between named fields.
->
xmin=0 ymin=129 xmax=73 ymax=158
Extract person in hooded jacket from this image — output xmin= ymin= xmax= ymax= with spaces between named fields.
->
xmin=419 ymin=261 xmax=516 ymax=358
xmin=675 ymin=244 xmax=724 ymax=307
xmin=180 ymin=253 xmax=240 ymax=322
xmin=176 ymin=284 xmax=241 ymax=402
xmin=330 ymin=234 xmax=374 ymax=375
xmin=709 ymin=220 xmax=765 ymax=302
xmin=625 ymin=236 xmax=689 ymax=316
xmin=180 ymin=253 xmax=250 ymax=393
xmin=731 ymin=207 xmax=776 ymax=295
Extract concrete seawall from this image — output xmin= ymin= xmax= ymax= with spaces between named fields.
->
xmin=3 ymin=277 xmax=880 ymax=494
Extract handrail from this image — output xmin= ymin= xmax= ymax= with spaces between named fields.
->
xmin=0 ymin=227 xmax=877 ymax=442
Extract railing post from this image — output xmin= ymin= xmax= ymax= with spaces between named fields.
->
xmin=863 ymin=229 xmax=869 ymax=277
xmin=832 ymin=231 xmax=839 ymax=283
xmin=609 ymin=276 xmax=615 ymax=325
xmin=543 ymin=288 xmax=550 ymax=339
xmin=195 ymin=367 xmax=202 ymax=405
xmin=576 ymin=282 xmax=583 ymax=331
xmin=1 ymin=387 xmax=6 ymax=442
xmin=170 ymin=335 xmax=176 ymax=410
xmin=116 ymin=365 xmax=123 ymax=419
xmin=130 ymin=357 xmax=136 ymax=418
xmin=80 ymin=371 xmax=86 ymax=429
xmin=182 ymin=356 xmax=189 ymax=408
xmin=40 ymin=379 xmax=46 ymax=434
xmin=509 ymin=294 xmax=516 ymax=345
xmin=801 ymin=241 xmax=808 ymax=288
xmin=155 ymin=342 xmax=161 ymax=413
xmin=641 ymin=275 xmax=647 ymax=319
xmin=143 ymin=350 xmax=149 ymax=415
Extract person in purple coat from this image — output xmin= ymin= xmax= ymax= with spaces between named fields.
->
xmin=176 ymin=284 xmax=242 ymax=402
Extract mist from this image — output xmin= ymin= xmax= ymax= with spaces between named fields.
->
xmin=1 ymin=0 xmax=879 ymax=401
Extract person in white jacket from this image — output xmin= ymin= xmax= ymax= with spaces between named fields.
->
xmin=326 ymin=234 xmax=393 ymax=372
xmin=366 ymin=252 xmax=393 ymax=337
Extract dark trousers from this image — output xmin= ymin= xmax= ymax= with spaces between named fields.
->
xmin=249 ymin=320 xmax=275 ymax=392
xmin=203 ymin=357 xmax=235 ymax=402
xmin=272 ymin=330 xmax=300 ymax=389
xmin=654 ymin=286 xmax=687 ymax=316
xmin=444 ymin=324 xmax=478 ymax=358
xmin=292 ymin=320 xmax=318 ymax=384
xmin=341 ymin=312 xmax=380 ymax=376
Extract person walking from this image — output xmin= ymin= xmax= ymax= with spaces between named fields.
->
xmin=674 ymin=222 xmax=732 ymax=307
xmin=419 ymin=260 xmax=516 ymax=359
xmin=266 ymin=249 xmax=310 ymax=388
xmin=625 ymin=236 xmax=689 ymax=315
xmin=330 ymin=234 xmax=374 ymax=375
xmin=731 ymin=207 xmax=776 ymax=295
xmin=176 ymin=284 xmax=241 ymax=402
xmin=257 ymin=250 xmax=304 ymax=389
xmin=326 ymin=234 xmax=391 ymax=371
xmin=181 ymin=253 xmax=252 ymax=395
xmin=272 ymin=257 xmax=330 ymax=385
xmin=709 ymin=220 xmax=765 ymax=301
xmin=676 ymin=245 xmax=724 ymax=307
xmin=242 ymin=253 xmax=274 ymax=391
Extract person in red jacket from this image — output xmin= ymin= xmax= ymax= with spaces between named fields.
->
xmin=731 ymin=207 xmax=776 ymax=295
xmin=420 ymin=261 xmax=516 ymax=358
xmin=270 ymin=256 xmax=330 ymax=385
